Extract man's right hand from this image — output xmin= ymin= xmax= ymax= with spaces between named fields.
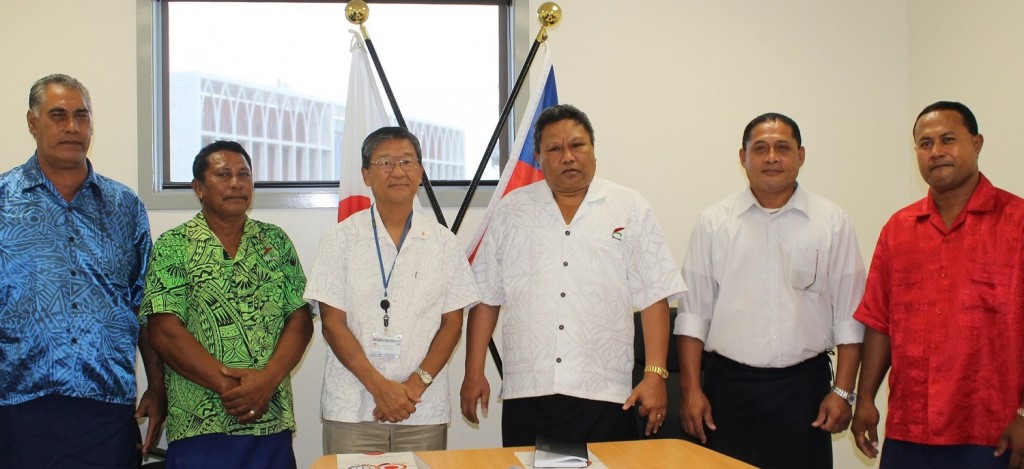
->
xmin=851 ymin=401 xmax=881 ymax=458
xmin=680 ymin=387 xmax=716 ymax=444
xmin=370 ymin=379 xmax=419 ymax=423
xmin=459 ymin=372 xmax=490 ymax=424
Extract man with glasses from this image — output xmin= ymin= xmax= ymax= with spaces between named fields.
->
xmin=461 ymin=104 xmax=684 ymax=445
xmin=305 ymin=126 xmax=479 ymax=453
xmin=675 ymin=113 xmax=866 ymax=469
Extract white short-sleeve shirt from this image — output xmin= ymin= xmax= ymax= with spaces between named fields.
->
xmin=474 ymin=179 xmax=685 ymax=403
xmin=304 ymin=207 xmax=480 ymax=424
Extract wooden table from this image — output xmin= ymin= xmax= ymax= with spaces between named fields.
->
xmin=311 ymin=438 xmax=755 ymax=468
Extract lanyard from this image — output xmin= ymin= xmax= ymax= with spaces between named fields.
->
xmin=371 ymin=204 xmax=413 ymax=329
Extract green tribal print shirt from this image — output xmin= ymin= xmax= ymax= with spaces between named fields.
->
xmin=140 ymin=212 xmax=308 ymax=442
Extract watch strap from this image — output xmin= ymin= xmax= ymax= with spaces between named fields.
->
xmin=414 ymin=367 xmax=433 ymax=385
xmin=831 ymin=386 xmax=856 ymax=405
xmin=643 ymin=365 xmax=669 ymax=380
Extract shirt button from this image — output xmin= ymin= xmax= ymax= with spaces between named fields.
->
xmin=562 ymin=261 xmax=568 ymax=267
xmin=558 ymin=325 xmax=565 ymax=330
xmin=71 ymin=338 xmax=78 ymax=345
xmin=71 ymin=303 xmax=78 ymax=309
xmin=70 ymin=271 xmax=77 ymax=277
xmin=556 ymin=358 xmax=562 ymax=363
xmin=68 ymin=236 xmax=75 ymax=243
xmin=560 ymin=292 xmax=566 ymax=298
xmin=565 ymin=230 xmax=570 ymax=236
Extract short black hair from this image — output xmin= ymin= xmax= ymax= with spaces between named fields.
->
xmin=914 ymin=101 xmax=979 ymax=136
xmin=361 ymin=126 xmax=423 ymax=169
xmin=193 ymin=140 xmax=252 ymax=181
xmin=741 ymin=112 xmax=802 ymax=149
xmin=533 ymin=104 xmax=595 ymax=154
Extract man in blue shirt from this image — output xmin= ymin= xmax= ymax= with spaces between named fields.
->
xmin=0 ymin=74 xmax=165 ymax=468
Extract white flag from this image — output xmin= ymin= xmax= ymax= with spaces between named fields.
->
xmin=338 ymin=31 xmax=391 ymax=222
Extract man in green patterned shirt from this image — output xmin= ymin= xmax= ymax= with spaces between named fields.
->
xmin=140 ymin=140 xmax=313 ymax=468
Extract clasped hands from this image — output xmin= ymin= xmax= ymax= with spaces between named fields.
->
xmin=218 ymin=366 xmax=279 ymax=424
xmin=370 ymin=376 xmax=424 ymax=423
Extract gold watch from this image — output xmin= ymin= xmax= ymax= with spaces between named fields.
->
xmin=643 ymin=365 xmax=669 ymax=379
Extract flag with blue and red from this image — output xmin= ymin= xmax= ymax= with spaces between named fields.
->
xmin=467 ymin=44 xmax=558 ymax=262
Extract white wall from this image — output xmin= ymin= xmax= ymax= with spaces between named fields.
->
xmin=3 ymin=1 xmax=1021 ymax=468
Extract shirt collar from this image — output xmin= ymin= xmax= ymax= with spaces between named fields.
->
xmin=737 ymin=182 xmax=808 ymax=217
xmin=370 ymin=204 xmax=428 ymax=245
xmin=532 ymin=177 xmax=609 ymax=206
xmin=187 ymin=211 xmax=256 ymax=241
xmin=21 ymin=153 xmax=102 ymax=199
xmin=914 ymin=172 xmax=996 ymax=219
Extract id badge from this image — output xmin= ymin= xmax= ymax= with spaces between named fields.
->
xmin=370 ymin=331 xmax=402 ymax=360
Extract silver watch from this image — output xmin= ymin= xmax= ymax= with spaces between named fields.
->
xmin=831 ymin=386 xmax=856 ymax=405
xmin=413 ymin=367 xmax=433 ymax=386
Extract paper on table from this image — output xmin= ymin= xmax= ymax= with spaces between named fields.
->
xmin=515 ymin=450 xmax=607 ymax=469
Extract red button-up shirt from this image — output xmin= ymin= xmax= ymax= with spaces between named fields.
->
xmin=855 ymin=174 xmax=1024 ymax=446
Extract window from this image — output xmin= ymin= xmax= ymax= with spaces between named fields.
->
xmin=138 ymin=0 xmax=514 ymax=209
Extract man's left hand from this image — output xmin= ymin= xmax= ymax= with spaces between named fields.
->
xmin=623 ymin=374 xmax=667 ymax=436
xmin=811 ymin=392 xmax=852 ymax=433
xmin=995 ymin=414 xmax=1024 ymax=468
xmin=134 ymin=386 xmax=167 ymax=455
xmin=218 ymin=367 xmax=279 ymax=423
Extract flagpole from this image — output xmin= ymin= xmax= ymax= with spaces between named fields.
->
xmin=454 ymin=3 xmax=561 ymax=378
xmin=346 ymin=0 xmax=449 ymax=228
xmin=450 ymin=2 xmax=562 ymax=235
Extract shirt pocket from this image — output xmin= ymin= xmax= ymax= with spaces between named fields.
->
xmin=591 ymin=238 xmax=627 ymax=279
xmin=790 ymin=245 xmax=823 ymax=293
xmin=965 ymin=262 xmax=1010 ymax=314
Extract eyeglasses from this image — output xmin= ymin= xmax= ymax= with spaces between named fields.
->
xmin=370 ymin=158 xmax=420 ymax=173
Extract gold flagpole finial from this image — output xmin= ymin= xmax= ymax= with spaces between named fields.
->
xmin=345 ymin=0 xmax=369 ymax=25
xmin=536 ymin=2 xmax=562 ymax=43
xmin=345 ymin=0 xmax=371 ymax=40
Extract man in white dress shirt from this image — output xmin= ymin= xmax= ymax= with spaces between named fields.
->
xmin=304 ymin=127 xmax=479 ymax=453
xmin=675 ymin=113 xmax=865 ymax=469
xmin=460 ymin=104 xmax=685 ymax=446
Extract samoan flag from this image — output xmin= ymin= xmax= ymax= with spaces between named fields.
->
xmin=466 ymin=43 xmax=558 ymax=262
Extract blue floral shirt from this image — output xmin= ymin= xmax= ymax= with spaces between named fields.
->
xmin=0 ymin=154 xmax=152 ymax=406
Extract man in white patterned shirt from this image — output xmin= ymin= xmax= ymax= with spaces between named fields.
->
xmin=460 ymin=104 xmax=685 ymax=446
xmin=304 ymin=127 xmax=479 ymax=453
xmin=675 ymin=113 xmax=865 ymax=469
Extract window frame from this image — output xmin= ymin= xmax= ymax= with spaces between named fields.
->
xmin=137 ymin=0 xmax=524 ymax=209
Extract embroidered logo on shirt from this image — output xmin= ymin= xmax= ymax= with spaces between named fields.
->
xmin=262 ymin=245 xmax=276 ymax=262
xmin=612 ymin=227 xmax=625 ymax=240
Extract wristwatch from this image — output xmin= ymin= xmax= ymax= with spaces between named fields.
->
xmin=413 ymin=367 xmax=433 ymax=386
xmin=831 ymin=386 xmax=856 ymax=405
xmin=643 ymin=365 xmax=669 ymax=380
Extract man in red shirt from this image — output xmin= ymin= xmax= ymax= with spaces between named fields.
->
xmin=852 ymin=101 xmax=1024 ymax=468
